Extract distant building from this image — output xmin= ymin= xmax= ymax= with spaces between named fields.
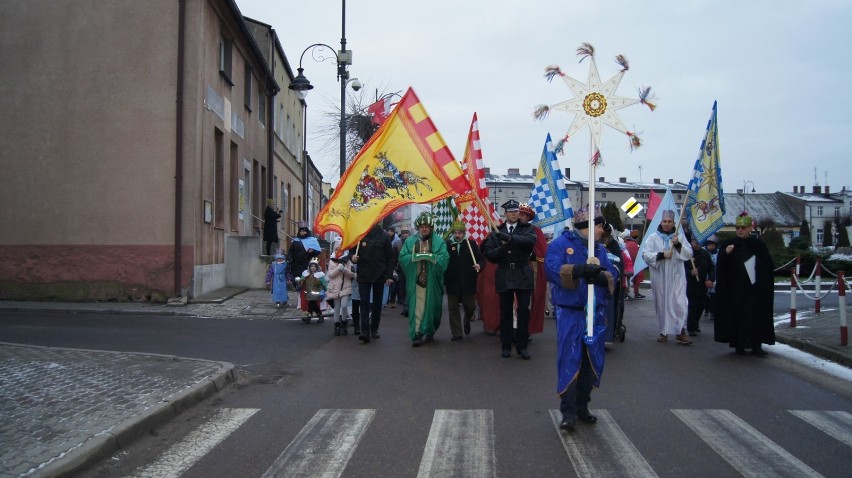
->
xmin=781 ymin=185 xmax=849 ymax=246
xmin=483 ymin=168 xmax=688 ymax=231
xmin=720 ymin=192 xmax=802 ymax=245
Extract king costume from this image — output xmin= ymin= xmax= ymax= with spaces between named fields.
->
xmin=399 ymin=213 xmax=449 ymax=346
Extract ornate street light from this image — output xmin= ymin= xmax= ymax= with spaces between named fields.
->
xmin=742 ymin=180 xmax=756 ymax=214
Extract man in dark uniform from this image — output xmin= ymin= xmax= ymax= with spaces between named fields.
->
xmin=482 ymin=199 xmax=537 ymax=359
xmin=684 ymin=232 xmax=714 ymax=336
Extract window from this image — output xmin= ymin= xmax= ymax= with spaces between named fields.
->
xmin=835 ymin=206 xmax=841 ymax=216
xmin=816 ymin=206 xmax=823 ymax=216
xmin=816 ymin=228 xmax=823 ymax=244
xmin=244 ymin=65 xmax=253 ymax=111
xmin=258 ymin=89 xmax=266 ymax=127
xmin=601 ymin=192 xmax=607 ymax=198
xmin=213 ymin=129 xmax=224 ymax=227
xmin=219 ymin=37 xmax=233 ymax=86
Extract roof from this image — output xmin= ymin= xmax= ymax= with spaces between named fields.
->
xmin=780 ymin=192 xmax=844 ymax=204
xmin=722 ymin=192 xmax=801 ymax=227
xmin=484 ymin=175 xmax=689 ymax=191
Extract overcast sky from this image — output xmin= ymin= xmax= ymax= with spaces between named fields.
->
xmin=237 ymin=0 xmax=851 ymax=196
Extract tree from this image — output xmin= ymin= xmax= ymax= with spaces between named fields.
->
xmin=836 ymin=218 xmax=850 ymax=247
xmin=602 ymin=202 xmax=624 ymax=231
xmin=799 ymin=219 xmax=811 ymax=246
xmin=755 ymin=217 xmax=776 ymax=236
xmin=822 ymin=220 xmax=834 ymax=247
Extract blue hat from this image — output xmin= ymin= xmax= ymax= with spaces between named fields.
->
xmin=501 ymin=199 xmax=520 ymax=211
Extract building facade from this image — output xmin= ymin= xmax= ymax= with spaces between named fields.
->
xmin=0 ymin=0 xmax=308 ymax=301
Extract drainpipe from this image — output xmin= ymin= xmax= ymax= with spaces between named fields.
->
xmin=267 ymin=88 xmax=274 ymax=202
xmin=302 ymin=104 xmax=309 ymax=222
xmin=174 ymin=0 xmax=186 ymax=297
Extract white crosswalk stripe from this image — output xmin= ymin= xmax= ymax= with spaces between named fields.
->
xmin=549 ymin=409 xmax=657 ymax=478
xmin=261 ymin=408 xmax=376 ymax=478
xmin=130 ymin=407 xmax=259 ymax=478
xmin=789 ymin=410 xmax=852 ymax=448
xmin=130 ymin=407 xmax=851 ymax=477
xmin=417 ymin=409 xmax=496 ymax=478
xmin=673 ymin=409 xmax=824 ymax=478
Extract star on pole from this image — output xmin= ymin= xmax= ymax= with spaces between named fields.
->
xmin=533 ymin=43 xmax=655 ymax=164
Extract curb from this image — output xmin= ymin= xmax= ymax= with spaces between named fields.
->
xmin=34 ymin=359 xmax=236 ymax=478
xmin=774 ymin=335 xmax=851 ymax=369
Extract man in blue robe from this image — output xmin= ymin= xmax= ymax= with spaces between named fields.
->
xmin=544 ymin=206 xmax=617 ymax=431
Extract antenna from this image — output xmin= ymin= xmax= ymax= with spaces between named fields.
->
xmin=814 ymin=167 xmax=818 ymax=186
xmin=638 ymin=164 xmax=643 ymax=184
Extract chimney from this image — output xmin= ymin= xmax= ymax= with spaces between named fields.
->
xmin=599 ymin=177 xmax=605 ymax=183
xmin=668 ymin=179 xmax=674 ymax=184
xmin=619 ymin=177 xmax=627 ymax=183
xmin=508 ymin=168 xmax=520 ymax=176
xmin=800 ymin=185 xmax=805 ymax=194
xmin=793 ymin=186 xmax=798 ymax=193
xmin=532 ymin=168 xmax=537 ymax=176
xmin=825 ymin=185 xmax=830 ymax=195
xmin=736 ymin=189 xmax=743 ymax=194
xmin=565 ymin=168 xmax=571 ymax=179
xmin=483 ymin=167 xmax=490 ymax=175
xmin=813 ymin=185 xmax=821 ymax=194
xmin=653 ymin=178 xmax=661 ymax=184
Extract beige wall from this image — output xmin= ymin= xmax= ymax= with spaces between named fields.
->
xmin=0 ymin=0 xmax=179 ymax=245
xmin=0 ymin=0 xmax=281 ymax=299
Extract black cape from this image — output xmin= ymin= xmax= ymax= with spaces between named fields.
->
xmin=713 ymin=236 xmax=775 ymax=348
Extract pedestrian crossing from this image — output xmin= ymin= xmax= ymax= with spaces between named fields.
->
xmin=133 ymin=408 xmax=852 ymax=478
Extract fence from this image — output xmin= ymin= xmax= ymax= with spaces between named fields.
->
xmin=782 ymin=256 xmax=849 ymax=346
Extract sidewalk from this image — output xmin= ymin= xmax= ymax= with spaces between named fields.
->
xmin=0 ymin=287 xmax=847 ymax=476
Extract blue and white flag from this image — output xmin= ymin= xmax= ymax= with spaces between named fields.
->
xmin=685 ymin=101 xmax=725 ymax=244
xmin=633 ymin=187 xmax=686 ymax=275
xmin=528 ymin=134 xmax=573 ymax=229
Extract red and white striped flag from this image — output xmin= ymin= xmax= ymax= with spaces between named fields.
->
xmin=460 ymin=113 xmax=488 ymax=201
xmin=456 ymin=113 xmax=497 ymax=244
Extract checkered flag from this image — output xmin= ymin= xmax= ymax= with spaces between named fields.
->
xmin=460 ymin=198 xmax=500 ymax=245
xmin=431 ymin=197 xmax=458 ymax=239
xmin=529 ymin=134 xmax=573 ymax=228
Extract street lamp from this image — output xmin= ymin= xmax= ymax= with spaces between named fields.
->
xmin=288 ymin=0 xmax=357 ymax=178
xmin=742 ymin=180 xmax=756 ymax=214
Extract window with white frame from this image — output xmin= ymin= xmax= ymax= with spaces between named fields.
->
xmin=816 ymin=228 xmax=823 ymax=244
xmin=817 ymin=206 xmax=823 ymax=215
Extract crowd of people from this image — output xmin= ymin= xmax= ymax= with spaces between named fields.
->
xmin=263 ymin=200 xmax=776 ymax=432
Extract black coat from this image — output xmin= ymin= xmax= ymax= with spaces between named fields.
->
xmin=482 ymin=221 xmax=536 ymax=292
xmin=263 ymin=206 xmax=281 ymax=242
xmin=352 ymin=225 xmax=394 ymax=283
xmin=444 ymin=238 xmax=484 ymax=295
xmin=684 ymin=246 xmax=714 ymax=296
xmin=713 ymin=236 xmax=775 ymax=347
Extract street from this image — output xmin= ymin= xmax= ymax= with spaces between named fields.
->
xmin=1 ymin=293 xmax=850 ymax=477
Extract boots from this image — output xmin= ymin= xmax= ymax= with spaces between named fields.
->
xmin=334 ymin=323 xmax=341 ymax=336
xmin=340 ymin=320 xmax=349 ymax=335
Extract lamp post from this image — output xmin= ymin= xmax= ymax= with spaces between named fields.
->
xmin=742 ymin=180 xmax=756 ymax=214
xmin=288 ymin=0 xmax=360 ymax=179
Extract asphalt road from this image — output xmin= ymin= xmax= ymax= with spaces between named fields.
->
xmin=1 ymin=296 xmax=850 ymax=477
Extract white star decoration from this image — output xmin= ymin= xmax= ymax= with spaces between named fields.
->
xmin=534 ymin=43 xmax=654 ymax=163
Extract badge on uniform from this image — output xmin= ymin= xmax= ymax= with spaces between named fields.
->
xmin=451 ymin=246 xmax=456 ymax=251
xmin=566 ymin=247 xmax=574 ymax=255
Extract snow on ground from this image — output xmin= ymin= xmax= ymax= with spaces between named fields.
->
xmin=772 ymin=309 xmax=852 ymax=383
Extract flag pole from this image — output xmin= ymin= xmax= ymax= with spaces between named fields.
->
xmin=586 ymin=141 xmax=596 ymax=338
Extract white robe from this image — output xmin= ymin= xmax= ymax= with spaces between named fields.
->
xmin=642 ymin=229 xmax=693 ymax=335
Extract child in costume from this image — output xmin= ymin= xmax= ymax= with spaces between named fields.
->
xmin=297 ymin=257 xmax=328 ymax=323
xmin=265 ymin=253 xmax=289 ymax=308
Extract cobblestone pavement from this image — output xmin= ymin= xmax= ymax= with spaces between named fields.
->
xmin=0 ymin=343 xmax=233 ymax=478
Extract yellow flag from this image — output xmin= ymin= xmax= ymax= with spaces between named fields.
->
xmin=315 ymin=88 xmax=469 ymax=250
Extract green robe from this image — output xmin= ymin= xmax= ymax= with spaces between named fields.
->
xmin=399 ymin=232 xmax=449 ymax=339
